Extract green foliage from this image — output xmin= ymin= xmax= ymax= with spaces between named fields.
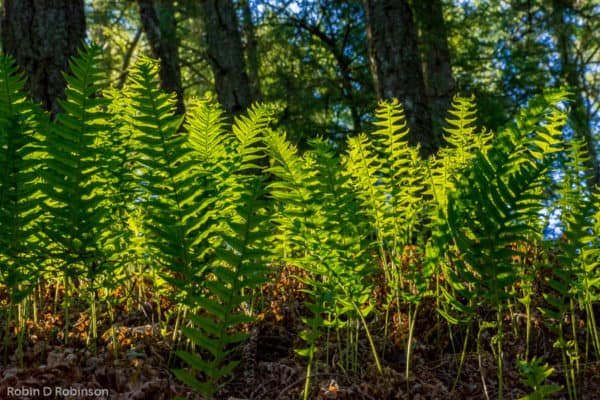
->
xmin=173 ymin=102 xmax=272 ymax=398
xmin=433 ymin=90 xmax=569 ymax=398
xmin=2 ymin=43 xmax=598 ymax=400
xmin=517 ymin=357 xmax=563 ymax=400
xmin=0 ymin=56 xmax=43 ymax=301
xmin=429 ymin=95 xmax=493 ymax=212
xmin=266 ymin=130 xmax=379 ymax=397
xmin=443 ymin=90 xmax=568 ymax=317
xmin=41 ymin=45 xmax=115 ymax=285
xmin=126 ymin=57 xmax=205 ymax=299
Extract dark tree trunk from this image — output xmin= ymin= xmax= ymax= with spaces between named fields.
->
xmin=1 ymin=0 xmax=86 ymax=114
xmin=362 ymin=0 xmax=436 ymax=156
xmin=240 ymin=0 xmax=261 ymax=101
xmin=551 ymin=0 xmax=599 ymax=185
xmin=200 ymin=0 xmax=252 ymax=116
xmin=137 ymin=0 xmax=185 ymax=113
xmin=412 ymin=0 xmax=455 ymax=133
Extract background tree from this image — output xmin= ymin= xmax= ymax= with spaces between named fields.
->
xmin=5 ymin=0 xmax=595 ymax=165
xmin=1 ymin=0 xmax=86 ymax=114
xmin=136 ymin=0 xmax=185 ymax=113
xmin=199 ymin=0 xmax=253 ymax=116
xmin=412 ymin=0 xmax=456 ymax=132
xmin=362 ymin=0 xmax=436 ymax=155
xmin=240 ymin=0 xmax=261 ymax=100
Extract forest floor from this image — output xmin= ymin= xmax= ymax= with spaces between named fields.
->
xmin=1 ymin=265 xmax=600 ymax=400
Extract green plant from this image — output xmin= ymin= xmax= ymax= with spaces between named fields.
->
xmin=0 ymin=56 xmax=44 ymax=365
xmin=426 ymin=95 xmax=494 ymax=388
xmin=540 ymin=136 xmax=599 ymax=399
xmin=1 ymin=44 xmax=599 ymax=400
xmin=345 ymin=99 xmax=432 ymax=390
xmin=556 ymin=137 xmax=600 ymax=361
xmin=125 ymin=58 xmax=215 ymax=305
xmin=173 ymin=102 xmax=272 ymax=398
xmin=442 ymin=90 xmax=568 ymax=399
xmin=40 ymin=45 xmax=116 ymax=348
xmin=517 ymin=357 xmax=562 ymax=400
xmin=266 ymin=131 xmax=379 ymax=400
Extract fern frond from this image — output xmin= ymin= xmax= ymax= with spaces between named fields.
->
xmin=0 ymin=56 xmax=44 ymax=301
xmin=126 ymin=57 xmax=217 ymax=300
xmin=175 ymin=106 xmax=272 ymax=398
xmin=428 ymin=95 xmax=493 ymax=214
xmin=444 ymin=90 xmax=569 ymax=314
xmin=371 ymin=99 xmax=426 ymax=250
xmin=345 ymin=133 xmax=386 ymax=245
xmin=40 ymin=44 xmax=114 ymax=283
xmin=266 ymin=131 xmax=380 ymax=378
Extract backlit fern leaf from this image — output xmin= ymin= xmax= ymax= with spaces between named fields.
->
xmin=174 ymin=105 xmax=272 ymax=399
xmin=266 ymin=131 xmax=380 ymax=391
xmin=443 ymin=90 xmax=569 ymax=322
xmin=0 ymin=56 xmax=44 ymax=301
xmin=41 ymin=45 xmax=114 ymax=285
xmin=345 ymin=133 xmax=386 ymax=248
xmin=549 ymin=137 xmax=600 ymax=357
xmin=126 ymin=58 xmax=216 ymax=300
xmin=428 ymin=95 xmax=493 ymax=214
xmin=371 ymin=99 xmax=425 ymax=250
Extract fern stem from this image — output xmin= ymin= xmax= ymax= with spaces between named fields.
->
xmin=496 ymin=308 xmax=504 ymax=400
xmin=353 ymin=302 xmax=383 ymax=375
xmin=302 ymin=345 xmax=315 ymax=400
xmin=31 ymin=283 xmax=38 ymax=324
xmin=172 ymin=304 xmax=183 ymax=343
xmin=16 ymin=300 xmax=24 ymax=368
xmin=525 ymin=301 xmax=531 ymax=361
xmin=569 ymin=299 xmax=581 ymax=375
xmin=108 ymin=302 xmax=119 ymax=358
xmin=558 ymin=322 xmax=575 ymax=400
xmin=451 ymin=324 xmax=470 ymax=393
xmin=477 ymin=322 xmax=491 ymax=400
xmin=405 ymin=303 xmax=419 ymax=394
xmin=586 ymin=302 xmax=600 ymax=359
xmin=63 ymin=275 xmax=70 ymax=345
xmin=90 ymin=290 xmax=98 ymax=353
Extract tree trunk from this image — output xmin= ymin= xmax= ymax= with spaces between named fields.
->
xmin=137 ymin=0 xmax=185 ymax=113
xmin=362 ymin=0 xmax=435 ymax=156
xmin=1 ymin=0 xmax=86 ymax=114
xmin=200 ymin=0 xmax=252 ymax=116
xmin=551 ymin=0 xmax=599 ymax=185
xmin=240 ymin=0 xmax=261 ymax=101
xmin=412 ymin=0 xmax=455 ymax=134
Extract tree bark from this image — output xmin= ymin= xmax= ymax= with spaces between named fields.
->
xmin=362 ymin=0 xmax=435 ymax=156
xmin=412 ymin=0 xmax=455 ymax=134
xmin=240 ymin=0 xmax=261 ymax=101
xmin=200 ymin=0 xmax=252 ymax=116
xmin=551 ymin=0 xmax=599 ymax=185
xmin=137 ymin=0 xmax=185 ymax=113
xmin=1 ymin=0 xmax=86 ymax=114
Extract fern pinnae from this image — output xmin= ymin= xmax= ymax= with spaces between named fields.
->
xmin=266 ymin=131 xmax=382 ymax=399
xmin=126 ymin=58 xmax=212 ymax=301
xmin=550 ymin=135 xmax=600 ymax=375
xmin=174 ymin=104 xmax=272 ymax=398
xmin=37 ymin=45 xmax=118 ymax=348
xmin=0 ymin=57 xmax=46 ymax=366
xmin=443 ymin=90 xmax=570 ymax=399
